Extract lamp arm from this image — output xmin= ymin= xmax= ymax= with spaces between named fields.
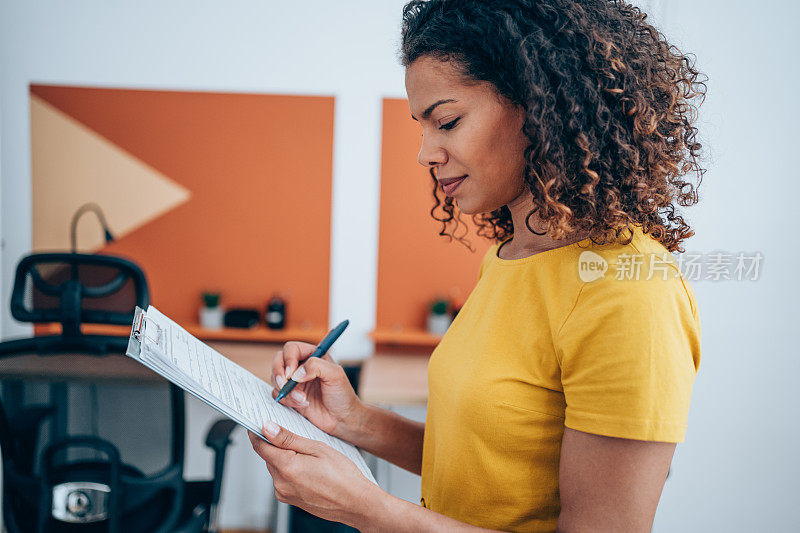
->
xmin=70 ymin=202 xmax=113 ymax=253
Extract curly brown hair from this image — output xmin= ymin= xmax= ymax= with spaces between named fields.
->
xmin=401 ymin=0 xmax=707 ymax=253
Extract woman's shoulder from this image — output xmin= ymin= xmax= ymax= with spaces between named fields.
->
xmin=564 ymin=224 xmax=699 ymax=318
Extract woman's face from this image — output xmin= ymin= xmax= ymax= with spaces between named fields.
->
xmin=405 ymin=56 xmax=530 ymax=215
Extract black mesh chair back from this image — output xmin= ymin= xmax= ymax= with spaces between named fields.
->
xmin=2 ymin=252 xmax=147 ymax=356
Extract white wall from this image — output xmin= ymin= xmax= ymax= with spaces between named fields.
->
xmin=651 ymin=2 xmax=800 ymax=530
xmin=1 ymin=1 xmax=798 ymax=531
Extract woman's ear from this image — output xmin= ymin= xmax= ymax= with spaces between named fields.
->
xmin=513 ymin=103 xmax=528 ymax=129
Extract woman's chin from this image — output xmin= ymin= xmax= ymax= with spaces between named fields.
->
xmin=453 ymin=198 xmax=472 ymax=214
xmin=455 ymin=198 xmax=497 ymax=216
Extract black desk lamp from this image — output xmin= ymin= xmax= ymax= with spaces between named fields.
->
xmin=70 ymin=202 xmax=115 ymax=253
xmin=67 ymin=202 xmax=116 ymax=441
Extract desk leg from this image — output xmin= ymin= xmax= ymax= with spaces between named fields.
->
xmin=273 ymin=501 xmax=291 ymax=533
xmin=267 ymin=489 xmax=292 ymax=533
xmin=50 ymin=383 xmax=68 ymax=440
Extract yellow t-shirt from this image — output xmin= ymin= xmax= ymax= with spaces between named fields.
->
xmin=420 ymin=225 xmax=701 ymax=532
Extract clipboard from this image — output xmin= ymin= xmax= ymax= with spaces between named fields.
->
xmin=125 ymin=305 xmax=376 ymax=483
xmin=126 ymin=307 xmax=268 ymax=441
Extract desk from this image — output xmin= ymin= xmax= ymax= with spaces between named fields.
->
xmin=358 ymin=353 xmax=430 ymax=406
xmin=2 ymin=321 xmax=330 ymax=383
xmin=33 ymin=322 xmax=329 ymax=345
xmin=0 ymin=341 xmax=279 ymax=383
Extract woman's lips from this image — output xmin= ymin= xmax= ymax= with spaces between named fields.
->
xmin=442 ymin=175 xmax=467 ymax=196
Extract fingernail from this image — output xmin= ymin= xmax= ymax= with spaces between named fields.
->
xmin=263 ymin=420 xmax=280 ymax=437
xmin=291 ymin=389 xmax=307 ymax=404
xmin=292 ymin=366 xmax=306 ymax=381
xmin=276 ymin=375 xmax=286 ymax=388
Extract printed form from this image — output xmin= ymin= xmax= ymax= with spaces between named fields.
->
xmin=127 ymin=305 xmax=376 ymax=483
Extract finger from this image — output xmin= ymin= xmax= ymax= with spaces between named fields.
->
xmin=249 ymin=430 xmax=298 ymax=477
xmin=281 ymin=341 xmax=318 ymax=380
xmin=248 ymin=429 xmax=290 ymax=467
xmin=273 ymin=343 xmax=337 ymax=387
xmin=271 ymin=350 xmax=286 ymax=388
xmin=290 ymin=357 xmax=347 ymax=387
xmin=248 ymin=429 xmax=262 ymax=450
xmin=249 ymin=431 xmax=285 ymax=474
xmin=270 ymin=364 xmax=311 ymax=405
xmin=271 ymin=383 xmax=310 ymax=409
xmin=262 ymin=421 xmax=321 ymax=455
xmin=273 ymin=371 xmax=289 ymax=392
xmin=273 ymin=373 xmax=309 ymax=394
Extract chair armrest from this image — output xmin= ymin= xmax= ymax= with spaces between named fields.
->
xmin=203 ymin=419 xmax=238 ymax=533
xmin=204 ymin=419 xmax=238 ymax=506
xmin=205 ymin=419 xmax=237 ymax=454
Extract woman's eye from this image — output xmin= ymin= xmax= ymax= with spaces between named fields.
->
xmin=439 ymin=117 xmax=460 ymax=131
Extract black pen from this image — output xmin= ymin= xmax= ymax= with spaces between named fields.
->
xmin=274 ymin=319 xmax=349 ymax=402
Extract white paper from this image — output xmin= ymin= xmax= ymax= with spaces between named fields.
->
xmin=127 ymin=305 xmax=376 ymax=483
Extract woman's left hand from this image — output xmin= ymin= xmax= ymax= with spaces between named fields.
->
xmin=248 ymin=421 xmax=383 ymax=526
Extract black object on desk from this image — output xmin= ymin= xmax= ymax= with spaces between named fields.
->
xmin=0 ymin=252 xmax=237 ymax=533
xmin=223 ymin=308 xmax=260 ymax=328
xmin=266 ymin=293 xmax=287 ymax=329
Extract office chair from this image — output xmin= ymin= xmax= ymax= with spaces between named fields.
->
xmin=0 ymin=252 xmax=237 ymax=532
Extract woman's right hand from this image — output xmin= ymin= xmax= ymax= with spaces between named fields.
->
xmin=271 ymin=341 xmax=364 ymax=441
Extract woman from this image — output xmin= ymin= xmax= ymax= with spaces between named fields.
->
xmin=249 ymin=0 xmax=705 ymax=531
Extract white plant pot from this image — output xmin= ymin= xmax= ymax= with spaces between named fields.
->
xmin=427 ymin=313 xmax=452 ymax=336
xmin=200 ymin=306 xmax=224 ymax=330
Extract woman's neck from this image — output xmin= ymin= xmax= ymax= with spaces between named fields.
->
xmin=501 ymin=188 xmax=589 ymax=258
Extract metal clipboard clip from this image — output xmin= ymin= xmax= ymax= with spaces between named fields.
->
xmin=133 ymin=310 xmax=164 ymax=352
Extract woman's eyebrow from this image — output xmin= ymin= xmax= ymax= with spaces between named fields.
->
xmin=410 ymin=98 xmax=458 ymax=121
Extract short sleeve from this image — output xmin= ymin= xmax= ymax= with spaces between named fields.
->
xmin=556 ymin=275 xmax=701 ymax=442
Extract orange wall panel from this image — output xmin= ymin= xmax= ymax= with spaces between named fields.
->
xmin=377 ymin=98 xmax=493 ymax=330
xmin=30 ymin=85 xmax=334 ymax=328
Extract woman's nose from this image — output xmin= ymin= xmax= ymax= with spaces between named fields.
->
xmin=417 ymin=134 xmax=447 ymax=168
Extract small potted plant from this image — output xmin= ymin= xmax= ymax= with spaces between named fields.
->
xmin=426 ymin=297 xmax=452 ymax=336
xmin=199 ymin=291 xmax=224 ymax=330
